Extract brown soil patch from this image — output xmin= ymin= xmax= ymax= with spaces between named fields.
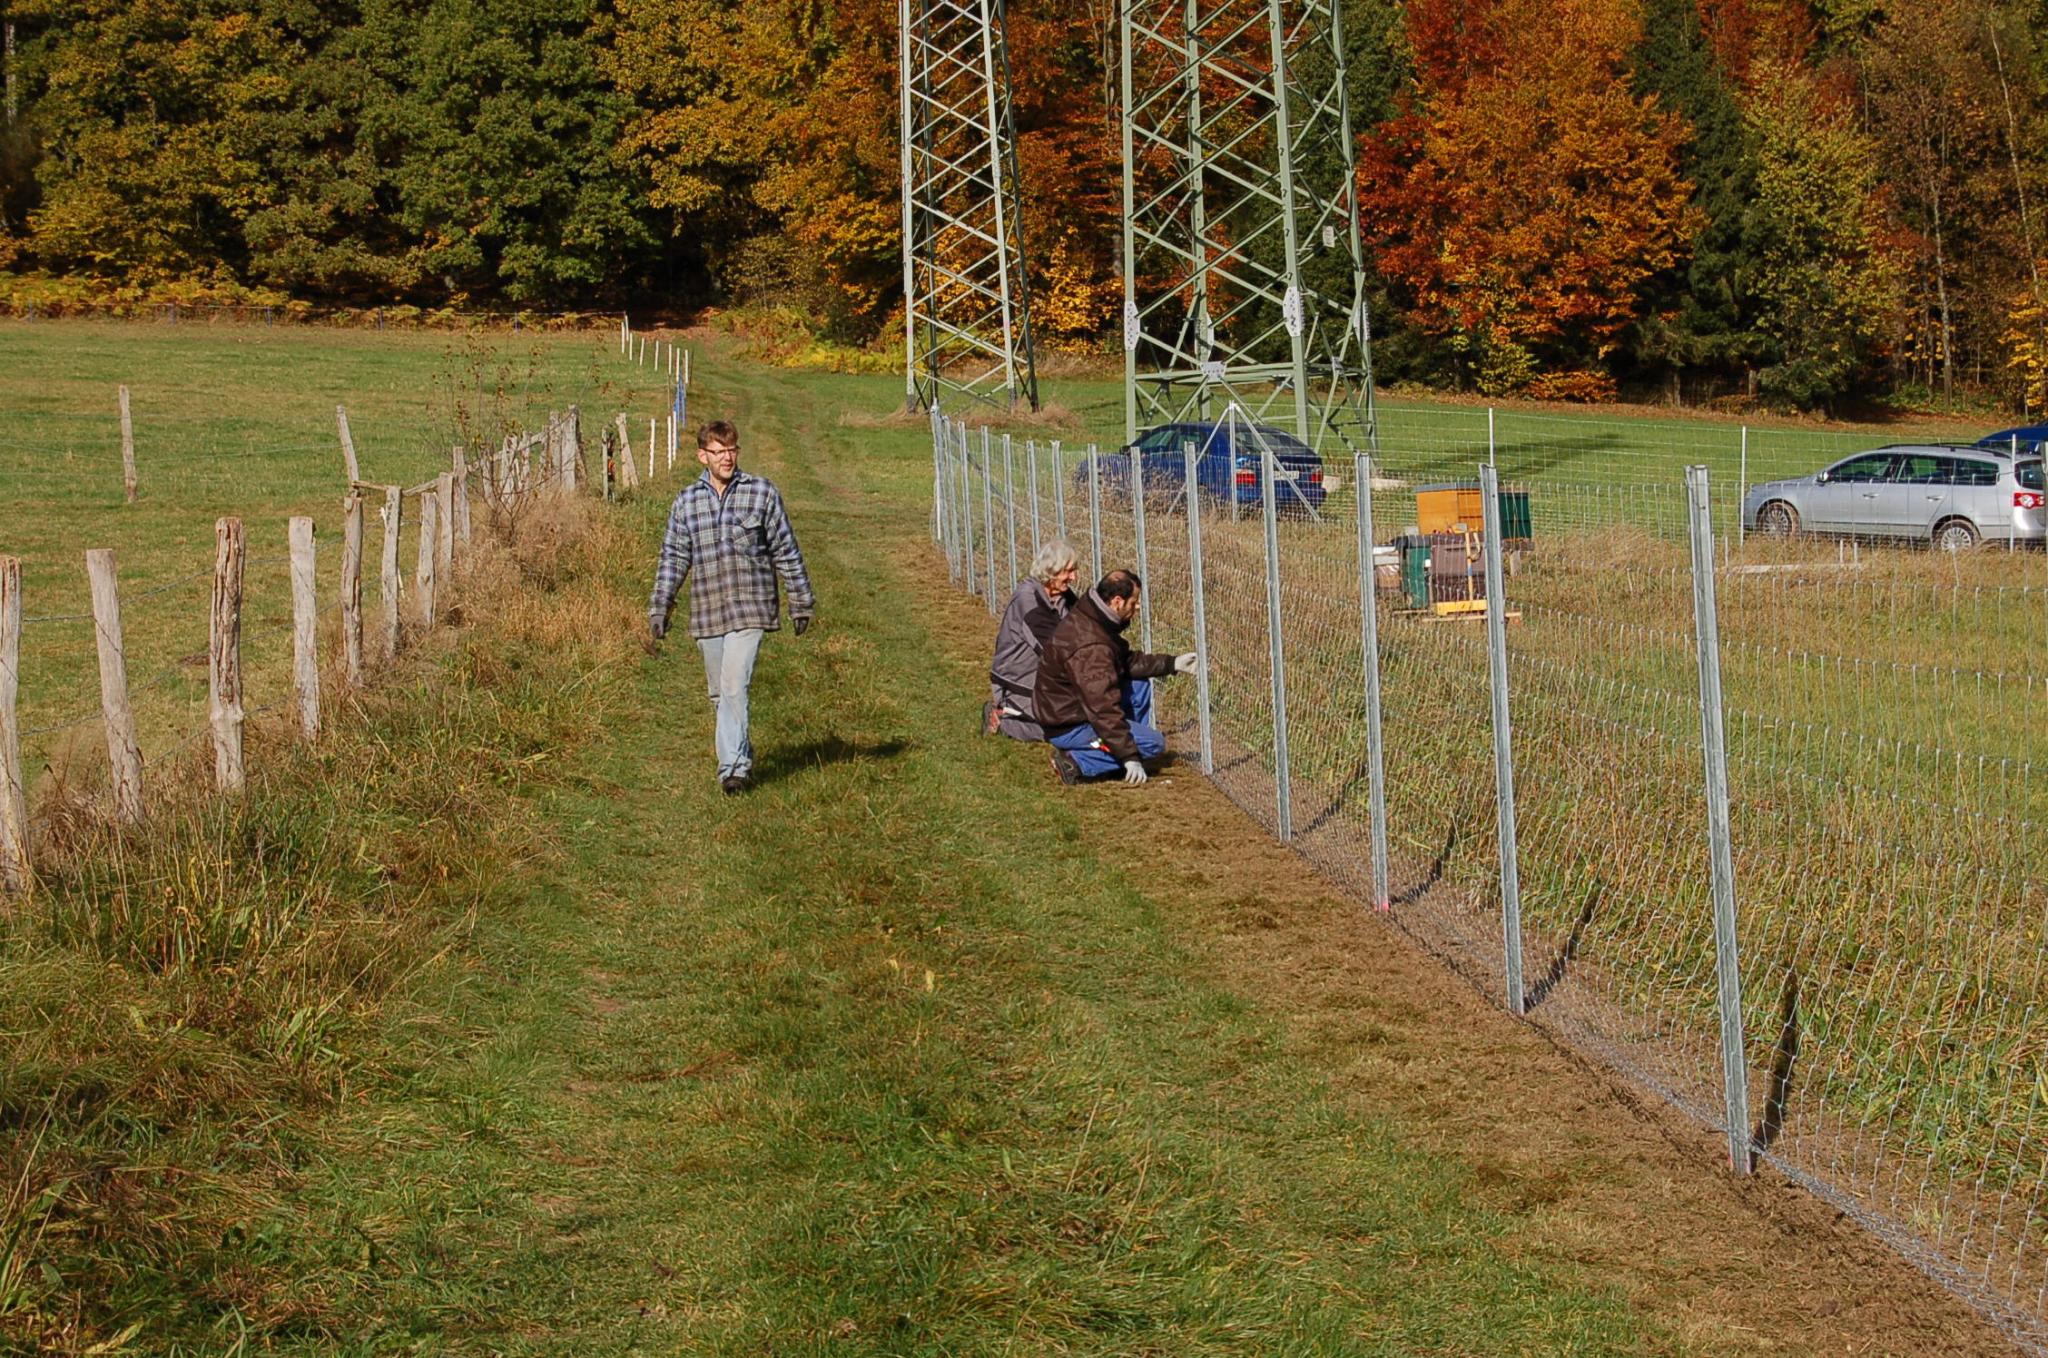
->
xmin=923 ymin=574 xmax=2016 ymax=1357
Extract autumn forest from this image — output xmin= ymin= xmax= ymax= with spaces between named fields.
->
xmin=1 ymin=0 xmax=2046 ymax=409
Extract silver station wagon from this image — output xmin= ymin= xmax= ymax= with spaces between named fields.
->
xmin=1743 ymin=444 xmax=2046 ymax=550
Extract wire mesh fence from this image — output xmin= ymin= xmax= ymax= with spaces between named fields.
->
xmin=931 ymin=403 xmax=2048 ymax=1352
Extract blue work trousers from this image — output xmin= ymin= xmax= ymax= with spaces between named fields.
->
xmin=1048 ymin=679 xmax=1164 ymax=778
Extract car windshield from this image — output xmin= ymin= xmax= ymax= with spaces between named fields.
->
xmin=2020 ymin=460 xmax=2044 ymax=492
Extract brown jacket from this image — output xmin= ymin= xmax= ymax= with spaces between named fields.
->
xmin=1033 ymin=591 xmax=1176 ymax=763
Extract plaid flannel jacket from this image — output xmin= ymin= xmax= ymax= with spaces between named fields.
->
xmin=648 ymin=470 xmax=815 ymax=639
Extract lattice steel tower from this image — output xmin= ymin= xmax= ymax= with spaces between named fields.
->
xmin=1120 ymin=0 xmax=1375 ymax=452
xmin=899 ymin=0 xmax=1039 ymax=412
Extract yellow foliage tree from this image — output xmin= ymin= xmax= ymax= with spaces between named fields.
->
xmin=2004 ymin=278 xmax=2048 ymax=410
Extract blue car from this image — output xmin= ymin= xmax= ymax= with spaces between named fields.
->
xmin=1977 ymin=424 xmax=2048 ymax=457
xmin=1096 ymin=420 xmax=1329 ymax=514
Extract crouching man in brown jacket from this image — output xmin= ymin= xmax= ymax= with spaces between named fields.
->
xmin=1033 ymin=569 xmax=1197 ymax=785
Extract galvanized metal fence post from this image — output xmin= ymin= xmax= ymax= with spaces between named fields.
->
xmin=933 ymin=410 xmax=947 ymax=549
xmin=1687 ymin=464 xmax=1753 ymax=1175
xmin=1086 ymin=443 xmax=1103 ymax=583
xmin=932 ymin=414 xmax=948 ymax=565
xmin=1480 ymin=462 xmax=1526 ymax=1013
xmin=1131 ymin=445 xmax=1151 ymax=649
xmin=949 ymin=420 xmax=966 ymax=581
xmin=1003 ymin=432 xmax=1019 ymax=588
xmin=1737 ymin=426 xmax=1749 ymax=549
xmin=1184 ymin=443 xmax=1213 ymax=774
xmin=980 ymin=427 xmax=998 ymax=611
xmin=1355 ymin=453 xmax=1391 ymax=913
xmin=1259 ymin=425 xmax=1293 ymax=841
xmin=1027 ymin=438 xmax=1041 ymax=557
xmin=961 ymin=422 xmax=978 ymax=599
xmin=947 ymin=419 xmax=963 ymax=578
xmin=1052 ymin=440 xmax=1067 ymax=540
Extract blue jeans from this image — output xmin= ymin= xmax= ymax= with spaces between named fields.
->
xmin=1048 ymin=679 xmax=1164 ymax=778
xmin=698 ymin=628 xmax=765 ymax=780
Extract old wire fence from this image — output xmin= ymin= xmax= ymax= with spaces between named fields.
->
xmin=0 ymin=337 xmax=697 ymax=891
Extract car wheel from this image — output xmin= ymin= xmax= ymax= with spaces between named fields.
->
xmin=1757 ymin=501 xmax=1800 ymax=538
xmin=1933 ymin=518 xmax=1980 ymax=552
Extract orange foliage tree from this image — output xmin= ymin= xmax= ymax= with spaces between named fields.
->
xmin=1358 ymin=0 xmax=1697 ymax=396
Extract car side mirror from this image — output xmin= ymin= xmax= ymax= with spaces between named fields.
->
xmin=1815 ymin=470 xmax=1831 ymax=484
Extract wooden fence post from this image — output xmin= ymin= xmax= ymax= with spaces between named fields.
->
xmin=380 ymin=486 xmax=402 ymax=660
xmin=337 ymin=405 xmax=360 ymax=484
xmin=289 ymin=516 xmax=319 ymax=742
xmin=435 ymin=471 xmax=454 ymax=584
xmin=208 ymin=521 xmax=245 ymax=793
xmin=118 ymin=385 xmax=137 ymax=504
xmin=0 ymin=557 xmax=27 ymax=891
xmin=648 ymin=416 xmax=657 ymax=481
xmin=86 ymin=548 xmax=144 ymax=820
xmin=565 ymin=405 xmax=581 ymax=493
xmin=451 ymin=448 xmax=470 ymax=556
xmin=341 ymin=491 xmax=364 ymax=687
xmin=416 ymin=490 xmax=438 ymax=629
xmin=615 ymin=413 xmax=640 ymax=490
xmin=479 ymin=441 xmax=499 ymax=515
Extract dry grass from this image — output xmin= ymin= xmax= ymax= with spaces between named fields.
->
xmin=0 ymin=490 xmax=644 ymax=1352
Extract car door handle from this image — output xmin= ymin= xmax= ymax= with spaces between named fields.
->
xmin=1860 ymin=492 xmax=1878 ymax=498
xmin=1926 ymin=494 xmax=1944 ymax=501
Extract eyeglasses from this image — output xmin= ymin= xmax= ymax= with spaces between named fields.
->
xmin=702 ymin=444 xmax=739 ymax=456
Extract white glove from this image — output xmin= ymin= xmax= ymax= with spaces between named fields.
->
xmin=1174 ymin=652 xmax=1199 ymax=674
xmin=1123 ymin=759 xmax=1149 ymax=785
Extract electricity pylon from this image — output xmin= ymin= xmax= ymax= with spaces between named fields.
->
xmin=1119 ymin=0 xmax=1375 ymax=453
xmin=899 ymin=0 xmax=1039 ymax=412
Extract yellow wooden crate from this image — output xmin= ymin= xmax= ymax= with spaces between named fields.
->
xmin=1417 ymin=483 xmax=1486 ymax=535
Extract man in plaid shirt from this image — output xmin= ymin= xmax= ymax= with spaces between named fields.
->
xmin=648 ymin=419 xmax=815 ymax=794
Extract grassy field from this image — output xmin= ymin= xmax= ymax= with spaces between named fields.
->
xmin=0 ymin=321 xmax=1680 ymax=1354
xmin=0 ymin=321 xmax=2029 ymax=1353
xmin=0 ymin=319 xmax=693 ymax=788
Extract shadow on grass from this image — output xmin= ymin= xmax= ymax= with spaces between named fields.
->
xmin=1524 ymin=879 xmax=1601 ymax=1012
xmin=753 ymin=736 xmax=911 ymax=785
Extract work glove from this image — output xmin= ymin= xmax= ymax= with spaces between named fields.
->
xmin=1122 ymin=760 xmax=1149 ymax=786
xmin=793 ymin=615 xmax=812 ymax=638
xmin=1173 ymin=652 xmax=1199 ymax=674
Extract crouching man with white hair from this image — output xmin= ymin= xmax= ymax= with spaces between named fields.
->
xmin=982 ymin=539 xmax=1081 ymax=741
